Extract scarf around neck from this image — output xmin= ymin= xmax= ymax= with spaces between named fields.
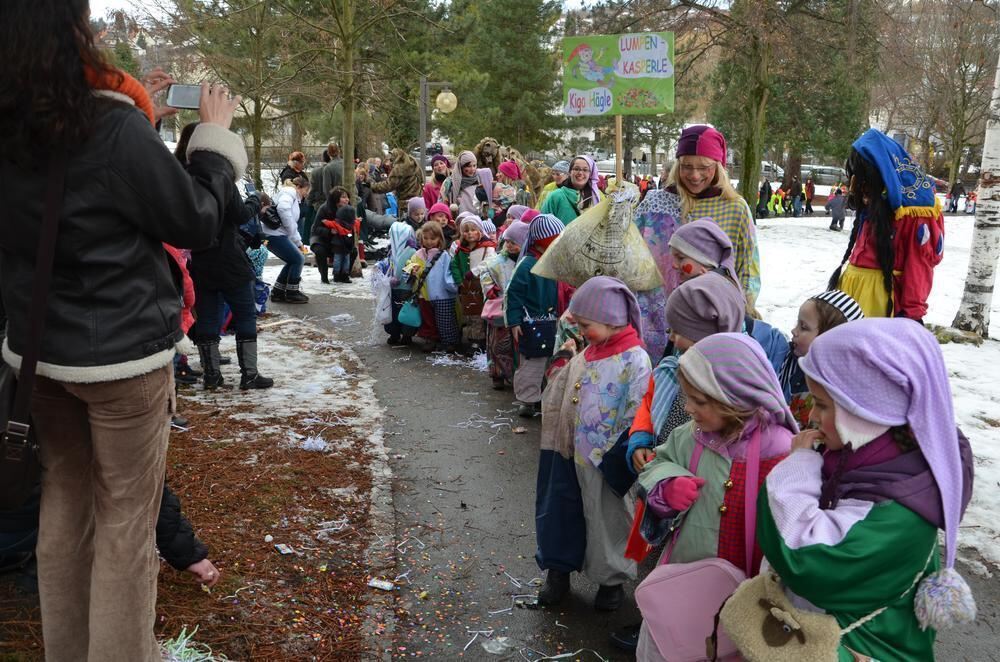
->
xmin=650 ymin=353 xmax=681 ymax=435
xmin=583 ymin=325 xmax=642 ymax=361
xmin=86 ymin=66 xmax=155 ymax=126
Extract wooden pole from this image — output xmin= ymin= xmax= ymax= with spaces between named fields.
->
xmin=615 ymin=114 xmax=624 ymax=182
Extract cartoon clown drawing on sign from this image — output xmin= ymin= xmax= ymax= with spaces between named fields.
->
xmin=567 ymin=43 xmax=617 ymax=86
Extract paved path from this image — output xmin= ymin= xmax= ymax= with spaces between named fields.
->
xmin=280 ymin=278 xmax=1000 ymax=661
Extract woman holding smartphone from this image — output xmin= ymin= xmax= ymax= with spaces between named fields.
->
xmin=0 ymin=2 xmax=245 ymax=659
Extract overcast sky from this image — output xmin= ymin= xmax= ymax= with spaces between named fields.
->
xmin=89 ymin=0 xmax=592 ymax=21
xmin=89 ymin=0 xmax=133 ymax=19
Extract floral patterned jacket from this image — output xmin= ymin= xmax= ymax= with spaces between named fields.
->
xmin=546 ymin=344 xmax=651 ymax=468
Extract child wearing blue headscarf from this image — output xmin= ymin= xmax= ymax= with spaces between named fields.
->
xmin=829 ymin=129 xmax=945 ymax=322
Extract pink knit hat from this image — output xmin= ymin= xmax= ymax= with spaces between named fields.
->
xmin=498 ymin=161 xmax=521 ymax=180
xmin=427 ymin=202 xmax=453 ymax=222
xmin=675 ymin=125 xmax=727 ymax=164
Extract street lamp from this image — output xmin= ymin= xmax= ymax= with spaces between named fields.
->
xmin=419 ymin=76 xmax=457 ymax=173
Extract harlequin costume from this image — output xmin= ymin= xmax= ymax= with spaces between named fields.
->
xmin=837 ymin=129 xmax=945 ymax=320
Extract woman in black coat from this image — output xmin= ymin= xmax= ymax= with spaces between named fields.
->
xmin=311 ymin=186 xmax=354 ymax=283
xmin=176 ymin=123 xmax=273 ymax=391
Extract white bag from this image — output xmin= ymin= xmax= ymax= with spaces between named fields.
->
xmin=371 ymin=261 xmax=393 ymax=325
xmin=531 ymin=181 xmax=663 ymax=291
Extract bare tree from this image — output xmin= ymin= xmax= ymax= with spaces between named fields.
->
xmin=144 ymin=0 xmax=321 ymax=187
xmin=952 ymin=52 xmax=1000 ymax=337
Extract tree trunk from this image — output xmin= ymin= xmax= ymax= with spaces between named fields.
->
xmin=341 ymin=0 xmax=357 ymax=205
xmin=947 ymin=146 xmax=963 ymax=191
xmin=252 ymin=102 xmax=264 ymax=190
xmin=291 ymin=113 xmax=304 ymax=153
xmin=784 ymin=150 xmax=802 ymax=189
xmin=953 ymin=53 xmax=1000 ymax=337
xmin=650 ymin=134 xmax=659 ymax=183
xmin=738 ymin=37 xmax=770 ymax=218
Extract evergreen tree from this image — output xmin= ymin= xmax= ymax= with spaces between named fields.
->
xmin=111 ymin=41 xmax=141 ymax=78
xmin=434 ymin=0 xmax=562 ymax=151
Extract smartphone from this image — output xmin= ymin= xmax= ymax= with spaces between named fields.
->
xmin=165 ymin=84 xmax=202 ymax=110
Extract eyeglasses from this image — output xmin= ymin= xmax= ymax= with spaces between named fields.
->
xmin=680 ymin=164 xmax=714 ymax=175
xmin=570 ymin=167 xmax=590 ymax=174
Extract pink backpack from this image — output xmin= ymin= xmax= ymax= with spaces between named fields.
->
xmin=634 ymin=429 xmax=761 ymax=662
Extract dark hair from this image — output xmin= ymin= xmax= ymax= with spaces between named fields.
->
xmin=258 ymin=192 xmax=272 ymax=207
xmin=559 ymin=157 xmax=595 ymax=208
xmin=327 ymin=186 xmax=350 ymax=208
xmin=0 ymin=0 xmax=121 ymax=161
xmin=828 ymin=148 xmax=895 ymax=316
xmin=327 ymin=143 xmax=341 ymax=159
xmin=174 ymin=122 xmax=199 ymax=164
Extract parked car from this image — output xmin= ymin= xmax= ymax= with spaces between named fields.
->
xmin=761 ymin=161 xmax=784 ymax=180
xmin=802 ymin=164 xmax=847 ymax=186
xmin=411 ymin=142 xmax=444 ymax=161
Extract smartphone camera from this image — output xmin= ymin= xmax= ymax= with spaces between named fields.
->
xmin=165 ymin=84 xmax=202 ymax=110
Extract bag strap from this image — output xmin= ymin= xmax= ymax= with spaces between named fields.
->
xmin=660 ymin=443 xmax=705 ymax=564
xmin=743 ymin=426 xmax=762 ymax=576
xmin=660 ymin=428 xmax=761 ymax=572
xmin=406 ymin=249 xmax=445 ymax=302
xmin=4 ymin=155 xmax=67 ymax=460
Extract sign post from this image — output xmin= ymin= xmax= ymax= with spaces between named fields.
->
xmin=615 ymin=115 xmax=623 ymax=182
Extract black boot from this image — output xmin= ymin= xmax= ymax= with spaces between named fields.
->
xmin=197 ymin=341 xmax=225 ymax=390
xmin=594 ymin=584 xmax=625 ymax=611
xmin=271 ymin=282 xmax=287 ymax=302
xmin=284 ymin=282 xmax=309 ymax=304
xmin=237 ymin=339 xmax=274 ymax=389
xmin=316 ymin=255 xmax=330 ymax=284
xmin=537 ymin=569 xmax=571 ymax=606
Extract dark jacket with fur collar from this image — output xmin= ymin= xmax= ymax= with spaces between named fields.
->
xmin=0 ymin=99 xmax=246 ymax=383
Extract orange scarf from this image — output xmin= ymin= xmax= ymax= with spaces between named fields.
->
xmin=85 ymin=66 xmax=156 ymax=127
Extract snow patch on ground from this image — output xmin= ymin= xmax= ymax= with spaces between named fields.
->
xmin=756 ymin=212 xmax=1000 ymax=568
xmin=259 ymin=236 xmax=388 ymax=302
xmin=184 ymin=317 xmax=388 ymax=482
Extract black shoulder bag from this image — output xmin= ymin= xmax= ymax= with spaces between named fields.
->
xmin=0 ymin=157 xmax=67 ymax=510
